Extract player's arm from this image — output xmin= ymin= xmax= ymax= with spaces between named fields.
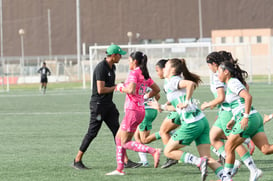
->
xmin=97 ymin=80 xmax=115 ymax=94
xmin=145 ymin=83 xmax=160 ymax=99
xmin=147 ymin=101 xmax=176 ymax=112
xmin=121 ymin=82 xmax=136 ymax=94
xmin=201 ymin=87 xmax=225 ymax=110
xmin=264 ymin=113 xmax=273 ymax=124
xmin=238 ymin=89 xmax=252 ymax=130
xmin=178 ymin=79 xmax=196 ymax=101
xmin=47 ymin=68 xmax=51 ymax=76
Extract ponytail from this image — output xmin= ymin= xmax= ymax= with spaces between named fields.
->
xmin=169 ymin=58 xmax=202 ymax=86
xmin=130 ymin=51 xmax=150 ymax=80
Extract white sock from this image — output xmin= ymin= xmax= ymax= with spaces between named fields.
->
xmin=211 ymin=147 xmax=221 ymax=157
xmin=243 ymin=156 xmax=257 ymax=172
xmin=244 ymin=138 xmax=251 ymax=144
xmin=217 ymin=169 xmax=232 ymax=180
xmin=183 ymin=152 xmax=200 ymax=166
xmin=138 ymin=152 xmax=148 ymax=163
xmin=224 ymin=167 xmax=233 ymax=177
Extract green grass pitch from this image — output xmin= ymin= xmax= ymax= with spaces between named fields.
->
xmin=1 ymin=83 xmax=273 ymax=181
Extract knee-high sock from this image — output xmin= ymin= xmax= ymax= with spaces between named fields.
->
xmin=115 ymin=138 xmax=125 ymax=171
xmin=123 ymin=141 xmax=156 ymax=154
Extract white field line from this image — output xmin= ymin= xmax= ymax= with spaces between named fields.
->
xmin=0 ymin=111 xmax=88 ymax=115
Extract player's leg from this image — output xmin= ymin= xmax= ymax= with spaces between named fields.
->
xmin=73 ymin=102 xmax=104 ymax=169
xmin=251 ymin=112 xmax=273 ymax=155
xmin=224 ymin=133 xmax=245 ymax=178
xmin=160 ymin=112 xmax=180 ymax=168
xmin=43 ymin=82 xmax=47 ymax=94
xmin=197 ymin=144 xmax=232 ymax=181
xmin=119 ymin=110 xmax=161 ymax=168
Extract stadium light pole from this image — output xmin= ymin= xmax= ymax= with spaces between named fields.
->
xmin=48 ymin=9 xmax=52 ymax=57
xmin=18 ymin=28 xmax=25 ymax=76
xmin=127 ymin=31 xmax=133 ymax=52
xmin=198 ymin=0 xmax=203 ymax=40
xmin=0 ymin=0 xmax=4 ymax=89
xmin=76 ymin=0 xmax=81 ymax=80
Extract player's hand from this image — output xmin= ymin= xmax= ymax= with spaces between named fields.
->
xmin=176 ymin=102 xmax=188 ymax=109
xmin=201 ymin=102 xmax=209 ymax=111
xmin=147 ymin=101 xmax=162 ymax=112
xmin=115 ymin=83 xmax=125 ymax=92
xmin=263 ymin=114 xmax=272 ymax=124
xmin=240 ymin=118 xmax=249 ymax=130
xmin=226 ymin=119 xmax=235 ymax=130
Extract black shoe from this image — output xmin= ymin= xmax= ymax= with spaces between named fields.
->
xmin=161 ymin=158 xmax=178 ymax=169
xmin=72 ymin=159 xmax=90 ymax=170
xmin=124 ymin=159 xmax=143 ymax=168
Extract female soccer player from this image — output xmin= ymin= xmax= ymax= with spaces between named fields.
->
xmin=154 ymin=59 xmax=180 ymax=168
xmin=201 ymin=51 xmax=259 ymax=177
xmin=218 ymin=60 xmax=273 ymax=180
xmin=162 ymin=58 xmax=231 ymax=181
xmin=106 ymin=51 xmax=161 ymax=176
xmin=219 ymin=50 xmax=255 ymax=156
xmin=134 ymin=88 xmax=161 ymax=167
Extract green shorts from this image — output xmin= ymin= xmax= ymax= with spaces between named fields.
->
xmin=171 ymin=117 xmax=210 ymax=146
xmin=167 ymin=111 xmax=182 ymax=125
xmin=138 ymin=108 xmax=158 ymax=131
xmin=231 ymin=112 xmax=264 ymax=138
xmin=214 ymin=110 xmax=233 ymax=136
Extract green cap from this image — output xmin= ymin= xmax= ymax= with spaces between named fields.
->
xmin=106 ymin=44 xmax=127 ymax=55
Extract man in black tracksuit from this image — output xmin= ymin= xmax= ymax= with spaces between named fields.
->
xmin=73 ymin=44 xmax=141 ymax=169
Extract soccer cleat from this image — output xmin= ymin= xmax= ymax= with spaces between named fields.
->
xmin=72 ymin=160 xmax=90 ymax=170
xmin=124 ymin=159 xmax=142 ymax=168
xmin=139 ymin=161 xmax=150 ymax=167
xmin=247 ymin=140 xmax=255 ymax=155
xmin=231 ymin=160 xmax=241 ymax=177
xmin=106 ymin=169 xmax=125 ymax=176
xmin=249 ymin=168 xmax=262 ymax=181
xmin=152 ymin=148 xmax=161 ymax=168
xmin=197 ymin=157 xmax=208 ymax=181
xmin=161 ymin=158 xmax=178 ymax=169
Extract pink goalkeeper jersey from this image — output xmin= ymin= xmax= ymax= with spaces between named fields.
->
xmin=124 ymin=67 xmax=154 ymax=111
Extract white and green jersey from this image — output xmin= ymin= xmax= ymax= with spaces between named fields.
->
xmin=144 ymin=87 xmax=154 ymax=109
xmin=226 ymin=78 xmax=256 ymax=116
xmin=210 ymin=71 xmax=230 ymax=111
xmin=164 ymin=75 xmax=204 ymax=123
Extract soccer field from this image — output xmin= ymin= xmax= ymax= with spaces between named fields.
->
xmin=1 ymin=83 xmax=273 ymax=181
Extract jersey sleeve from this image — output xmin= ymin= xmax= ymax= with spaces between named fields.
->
xmin=214 ymin=73 xmax=224 ymax=89
xmin=95 ymin=64 xmax=106 ymax=81
xmin=229 ymin=78 xmax=245 ymax=95
xmin=127 ymin=70 xmax=138 ymax=84
xmin=146 ymin=78 xmax=154 ymax=87
xmin=169 ymin=76 xmax=180 ymax=91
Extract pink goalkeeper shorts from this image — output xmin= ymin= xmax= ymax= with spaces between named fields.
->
xmin=120 ymin=109 xmax=145 ymax=132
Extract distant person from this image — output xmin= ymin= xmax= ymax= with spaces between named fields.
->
xmin=37 ymin=62 xmax=51 ymax=94
xmin=72 ymin=44 xmax=141 ymax=170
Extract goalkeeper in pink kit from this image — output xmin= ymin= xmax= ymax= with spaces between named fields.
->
xmin=106 ymin=51 xmax=161 ymax=175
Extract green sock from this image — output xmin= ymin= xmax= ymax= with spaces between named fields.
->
xmin=155 ymin=131 xmax=161 ymax=140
